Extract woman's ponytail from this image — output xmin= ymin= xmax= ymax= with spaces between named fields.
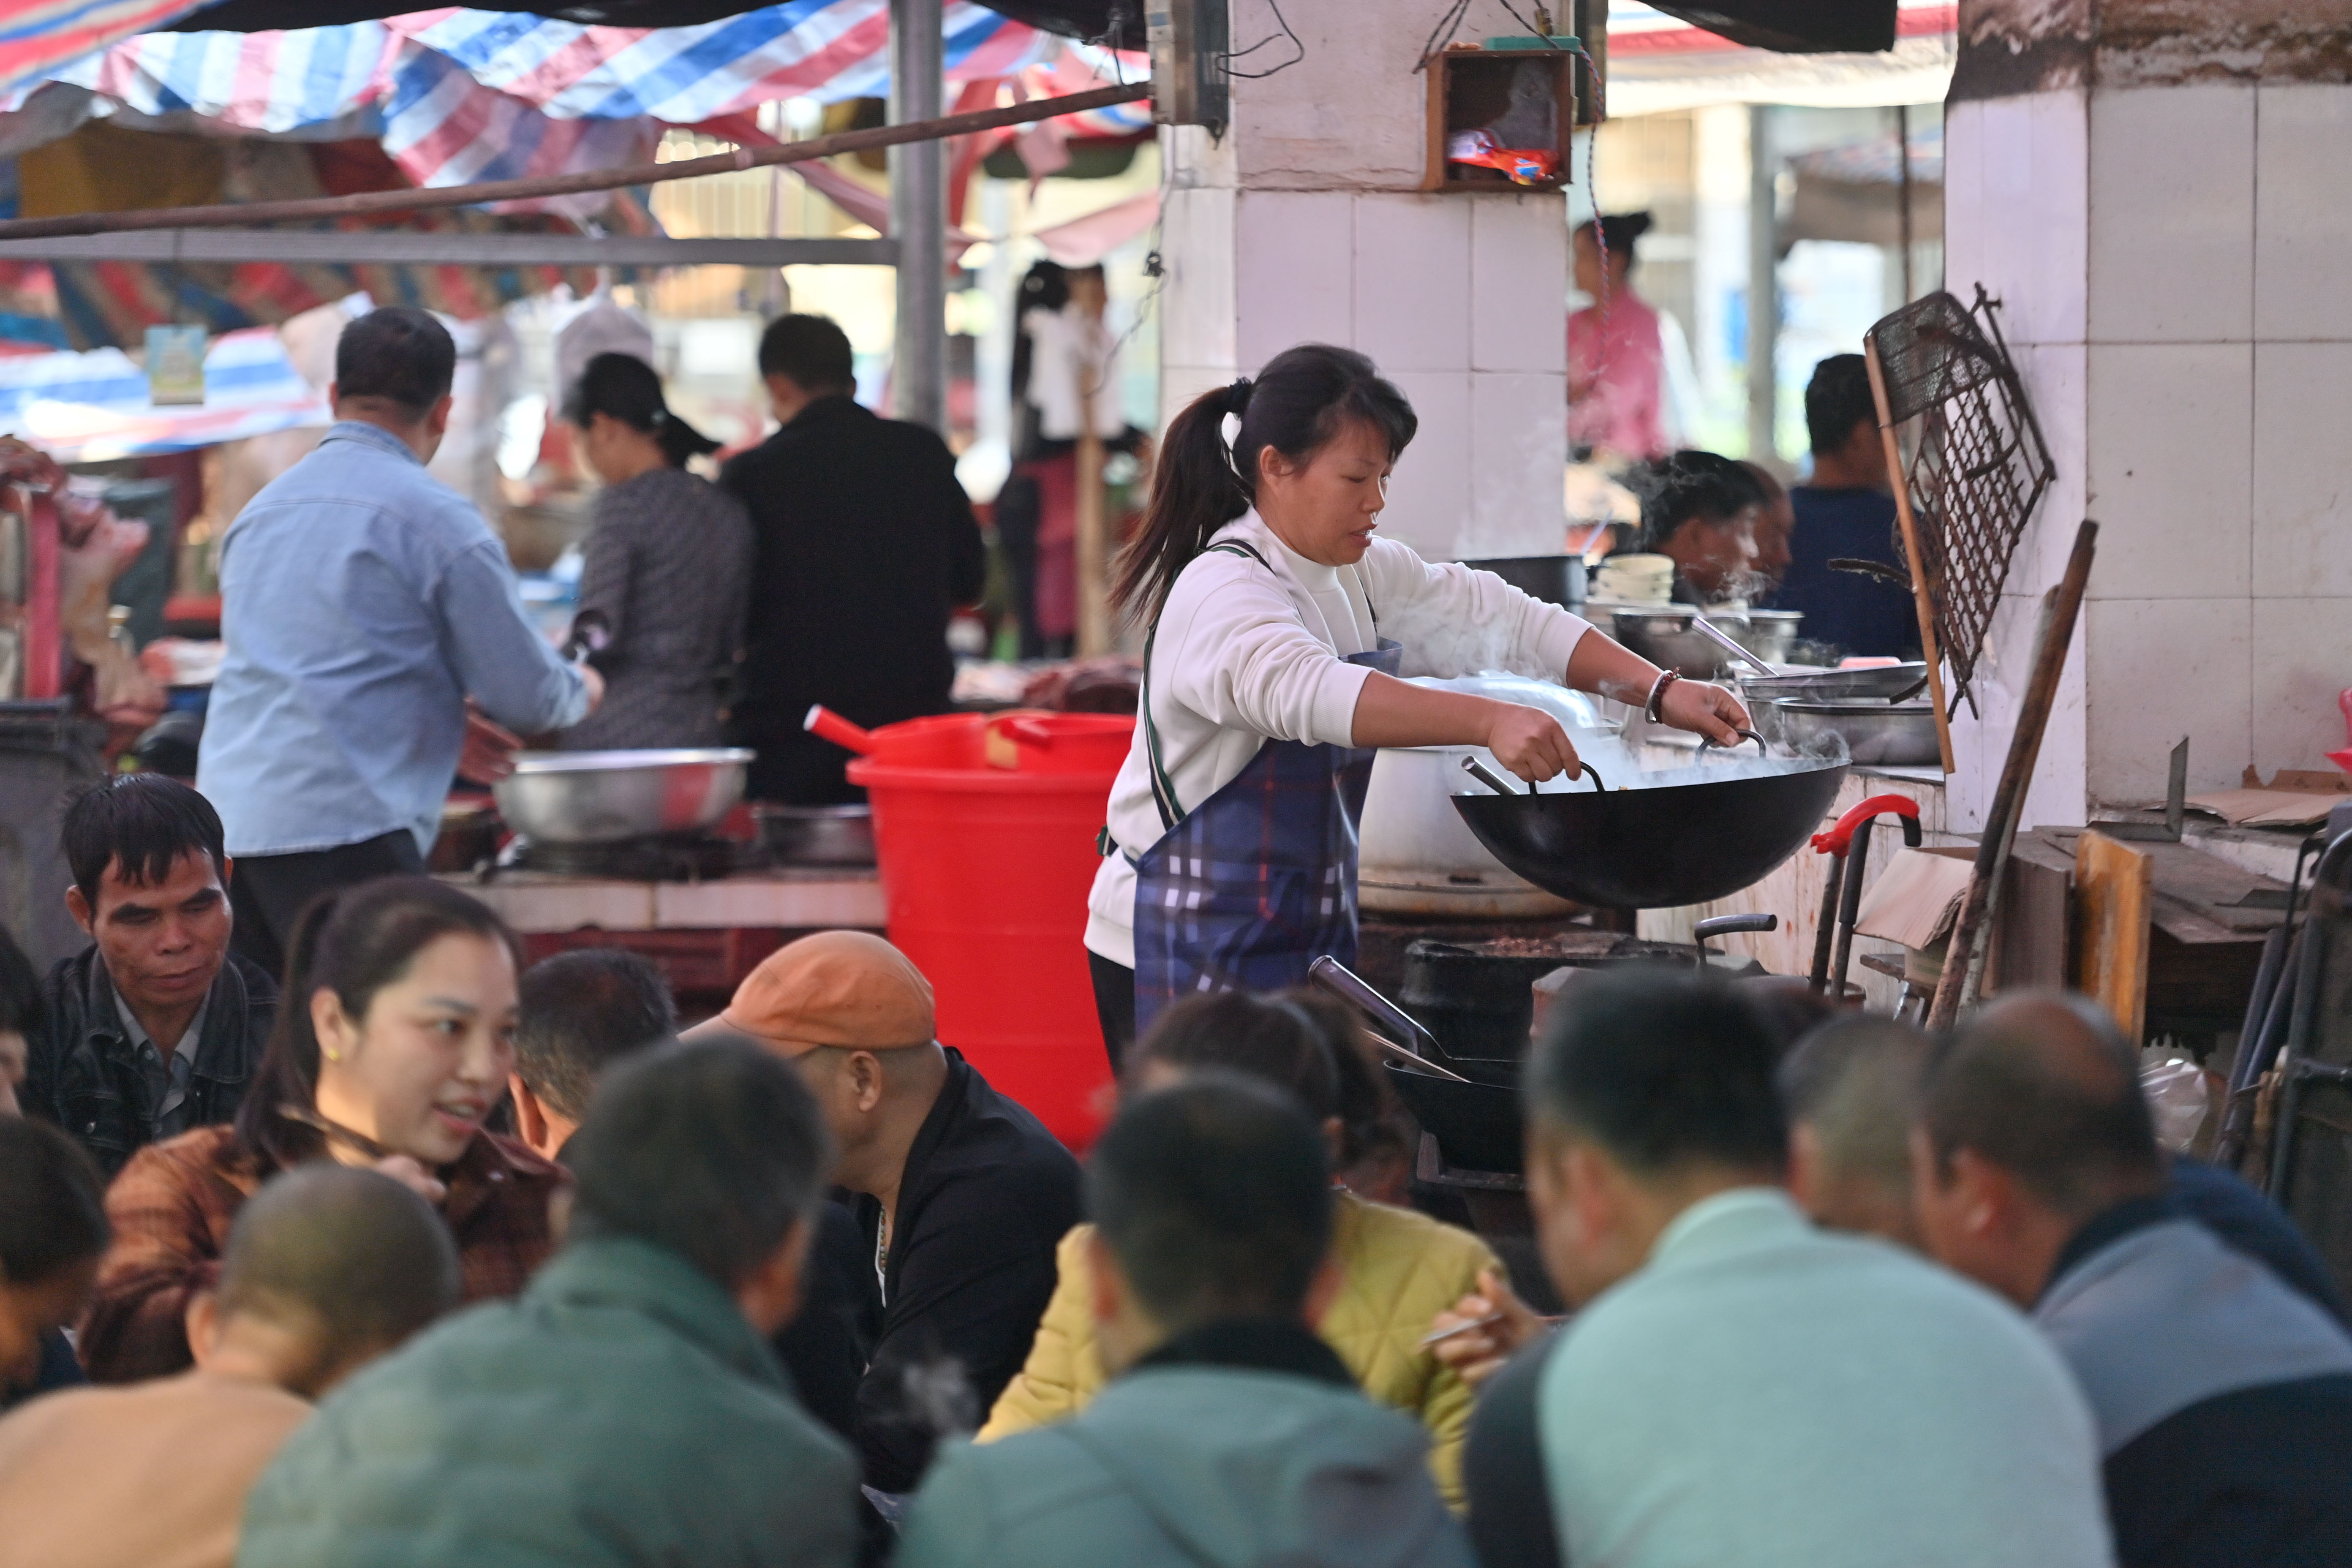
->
xmin=1113 ymin=378 xmax=1253 ymax=620
xmin=1113 ymin=346 xmax=1416 ymax=623
xmin=652 ymin=410 xmax=723 ymax=469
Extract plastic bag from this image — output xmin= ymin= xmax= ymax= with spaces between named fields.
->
xmin=1446 ymin=130 xmax=1560 ymax=186
xmin=2142 ymin=1056 xmax=2211 ymax=1154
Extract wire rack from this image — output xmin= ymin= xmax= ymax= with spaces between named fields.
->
xmin=1865 ymin=286 xmax=2056 ymax=715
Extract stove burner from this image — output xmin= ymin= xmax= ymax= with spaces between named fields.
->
xmin=506 ymin=834 xmax=761 ymax=881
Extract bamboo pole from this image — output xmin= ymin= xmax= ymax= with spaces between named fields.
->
xmin=1863 ymin=334 xmax=1956 ymax=775
xmin=1075 ymin=412 xmax=1109 ymax=656
xmin=1925 ymin=518 xmax=2098 ymax=1029
xmin=0 ymin=81 xmax=1151 ymax=243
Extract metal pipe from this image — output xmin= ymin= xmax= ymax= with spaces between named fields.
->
xmin=890 ymin=0 xmax=947 ymax=431
xmin=1745 ymin=104 xmax=1779 ymax=462
xmin=2267 ymin=829 xmax=2352 ymax=1201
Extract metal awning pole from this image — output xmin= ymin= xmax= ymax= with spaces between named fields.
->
xmin=890 ymin=0 xmax=947 ymax=431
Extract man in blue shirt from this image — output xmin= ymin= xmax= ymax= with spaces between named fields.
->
xmin=1774 ymin=354 xmax=1921 ymax=660
xmin=199 ymin=308 xmax=599 ymax=975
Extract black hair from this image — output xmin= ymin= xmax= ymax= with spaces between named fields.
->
xmin=0 ymin=923 xmax=43 ymax=1043
xmin=235 ymin=877 xmax=523 ymax=1172
xmin=757 ymin=313 xmax=856 ymax=395
xmin=1634 ymin=449 xmax=1769 ymax=553
xmin=1118 ymin=343 xmax=1418 ymax=620
xmin=217 ymin=1165 xmax=459 ymax=1387
xmin=1805 ymin=353 xmax=1878 ymax=457
xmin=1778 ymin=1014 xmax=1929 ymax=1192
xmin=62 ymin=773 xmax=226 ymax=912
xmin=334 ymin=306 xmax=456 ymax=416
xmin=1589 ymin=210 xmax=1653 ymax=261
xmin=1918 ymin=994 xmax=2163 ymax=1218
xmin=566 ymin=1035 xmax=833 ymax=1290
xmin=1527 ymin=964 xmax=1789 ymax=1178
xmin=515 ymin=948 xmax=677 ymax=1123
xmin=1087 ymin=1073 xmax=1333 ymax=1330
xmin=564 ymin=352 xmax=720 ymax=467
xmin=0 ymin=1115 xmax=107 ymax=1286
xmin=1130 ymin=988 xmax=1388 ymax=1166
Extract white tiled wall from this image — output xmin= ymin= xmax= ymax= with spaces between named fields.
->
xmin=1945 ymin=78 xmax=2352 ymax=811
xmin=1160 ymin=182 xmax=1567 ymax=564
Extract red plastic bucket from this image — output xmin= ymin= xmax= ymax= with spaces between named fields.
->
xmin=836 ymin=708 xmax=1131 ymax=1149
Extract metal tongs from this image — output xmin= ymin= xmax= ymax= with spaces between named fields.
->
xmin=1307 ymin=956 xmax=1473 ymax=1083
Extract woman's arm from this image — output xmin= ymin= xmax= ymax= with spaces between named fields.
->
xmin=1565 ymin=633 xmax=1749 ymax=745
xmin=1350 ymin=675 xmax=1581 ymax=782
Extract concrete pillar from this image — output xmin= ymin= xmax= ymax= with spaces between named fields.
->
xmin=1157 ymin=0 xmax=1570 ymax=561
xmin=1941 ymin=0 xmax=2352 ymax=830
xmin=888 ymin=0 xmax=945 ymax=431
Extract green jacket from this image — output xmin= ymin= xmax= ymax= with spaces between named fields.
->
xmin=897 ymin=1321 xmax=1475 ymax=1568
xmin=237 ymin=1237 xmax=860 ymax=1568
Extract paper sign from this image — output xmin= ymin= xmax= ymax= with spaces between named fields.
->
xmin=145 ymin=325 xmax=207 ymax=407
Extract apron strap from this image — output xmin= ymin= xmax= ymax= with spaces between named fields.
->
xmin=1134 ymin=538 xmax=1377 ymax=834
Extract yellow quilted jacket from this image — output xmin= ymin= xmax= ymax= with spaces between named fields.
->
xmin=975 ymin=1192 xmax=1499 ymax=1508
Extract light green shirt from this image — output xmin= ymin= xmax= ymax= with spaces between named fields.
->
xmin=1539 ymin=1187 xmax=2115 ymax=1568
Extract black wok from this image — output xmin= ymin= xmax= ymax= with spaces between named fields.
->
xmin=1452 ymin=748 xmax=1847 ymax=909
xmin=1382 ymin=1064 xmax=1525 ymax=1175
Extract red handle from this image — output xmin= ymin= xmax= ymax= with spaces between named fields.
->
xmin=998 ymin=714 xmax=1057 ymax=749
xmin=803 ymin=705 xmax=878 ymax=756
xmin=2339 ymin=688 xmax=2352 ymax=746
xmin=1811 ymin=792 xmax=1922 ymax=857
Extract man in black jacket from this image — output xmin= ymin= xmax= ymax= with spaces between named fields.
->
xmin=1917 ymin=993 xmax=2352 ymax=1568
xmin=721 ymin=315 xmax=986 ymax=805
xmin=27 ymin=776 xmax=277 ymax=1176
xmin=690 ymin=930 xmax=1081 ymax=1497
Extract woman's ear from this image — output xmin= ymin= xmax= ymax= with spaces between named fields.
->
xmin=311 ymin=987 xmax=357 ymax=1066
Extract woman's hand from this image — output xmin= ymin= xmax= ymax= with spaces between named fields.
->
xmin=373 ymin=1154 xmax=449 ymax=1206
xmin=1657 ymin=678 xmax=1750 ymax=746
xmin=1426 ymin=1267 xmax=1550 ymax=1389
xmin=1483 ymin=704 xmax=1581 ymax=784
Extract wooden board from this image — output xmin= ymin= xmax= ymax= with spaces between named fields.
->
xmin=2074 ymin=829 xmax=2153 ymax=1042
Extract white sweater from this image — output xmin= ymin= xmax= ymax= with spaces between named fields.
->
xmin=1083 ymin=511 xmax=1592 ymax=967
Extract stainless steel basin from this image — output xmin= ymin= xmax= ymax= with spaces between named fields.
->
xmin=494 ymin=749 xmax=752 ymax=844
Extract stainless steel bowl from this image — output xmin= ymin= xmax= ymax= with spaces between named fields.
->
xmin=1737 ymin=662 xmax=1931 ymax=703
xmin=1612 ymin=605 xmax=1748 ymax=678
xmin=756 ymin=803 xmax=876 ymax=866
xmin=1759 ymin=700 xmax=1941 ymax=768
xmin=1733 ymin=609 xmax=1803 ymax=666
xmin=494 ymin=748 xmax=752 ymax=844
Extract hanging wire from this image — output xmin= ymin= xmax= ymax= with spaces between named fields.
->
xmin=1221 ymin=0 xmax=1305 ymax=80
xmin=1415 ymin=0 xmax=1477 ymax=71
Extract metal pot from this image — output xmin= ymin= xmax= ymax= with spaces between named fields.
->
xmin=1452 ymin=744 xmax=1849 ymax=908
xmin=755 ymin=803 xmax=876 ymax=866
xmin=1359 ymin=675 xmax=1628 ymax=917
xmin=1732 ymin=609 xmax=1803 ymax=666
xmin=1759 ymin=699 xmax=1942 ymax=768
xmin=1612 ymin=604 xmax=1749 ymax=678
xmin=494 ymin=748 xmax=752 ymax=845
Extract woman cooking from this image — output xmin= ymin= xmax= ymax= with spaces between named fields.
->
xmin=1086 ymin=344 xmax=1749 ymax=1063
xmin=557 ymin=353 xmax=752 ymax=751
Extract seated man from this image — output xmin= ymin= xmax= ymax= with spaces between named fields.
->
xmin=1778 ymin=1013 xmax=1933 ymax=1247
xmin=0 ymin=1165 xmax=456 ymax=1568
xmin=1523 ymin=966 xmax=2112 ymax=1568
xmin=237 ymin=1038 xmax=860 ymax=1568
xmin=1773 ymin=354 xmax=1920 ymax=659
xmin=509 ymin=947 xmax=677 ymax=1162
xmin=27 ymin=776 xmax=276 ymax=1175
xmin=0 ymin=1115 xmax=108 ymax=1414
xmin=896 ymin=1075 xmax=1472 ymax=1568
xmin=689 ymin=931 xmax=1081 ymax=1495
xmin=1786 ymin=1007 xmax=2346 ymax=1320
xmin=1915 ymin=992 xmax=2352 ymax=1567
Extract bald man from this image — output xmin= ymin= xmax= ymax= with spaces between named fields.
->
xmin=0 ymin=1165 xmax=457 ymax=1568
xmin=1915 ymin=992 xmax=2352 ymax=1568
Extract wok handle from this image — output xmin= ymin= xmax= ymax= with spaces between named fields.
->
xmin=803 ymin=705 xmax=878 ymax=756
xmin=1698 ymin=728 xmax=1767 ymax=760
xmin=1459 ymin=755 xmax=1526 ymax=796
xmin=1573 ymin=760 xmax=1606 ymax=792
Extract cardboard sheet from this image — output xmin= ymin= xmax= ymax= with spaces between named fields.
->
xmin=1852 ymin=847 xmax=1978 ymax=950
xmin=2186 ymin=767 xmax=2352 ymax=828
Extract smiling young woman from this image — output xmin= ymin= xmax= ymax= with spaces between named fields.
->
xmin=77 ymin=879 xmax=568 ymax=1383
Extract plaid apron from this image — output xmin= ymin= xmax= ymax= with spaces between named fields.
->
xmin=1130 ymin=541 xmax=1404 ymax=1034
